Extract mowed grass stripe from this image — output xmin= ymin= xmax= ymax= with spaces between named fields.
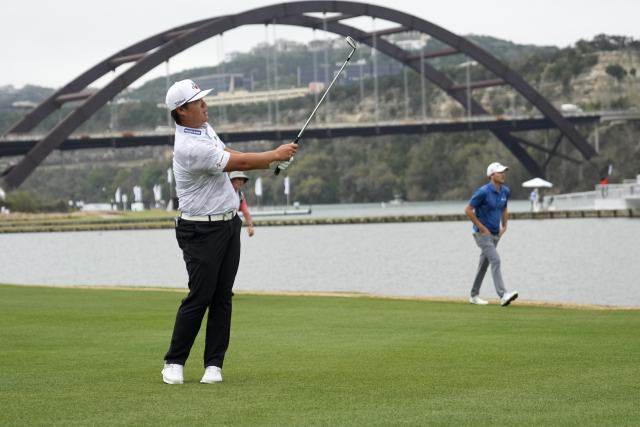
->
xmin=0 ymin=284 xmax=638 ymax=426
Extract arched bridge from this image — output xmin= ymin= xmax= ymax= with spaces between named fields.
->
xmin=1 ymin=1 xmax=597 ymax=191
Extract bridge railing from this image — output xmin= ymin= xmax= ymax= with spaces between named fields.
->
xmin=595 ymin=182 xmax=640 ymax=199
xmin=548 ymin=190 xmax=597 ymax=210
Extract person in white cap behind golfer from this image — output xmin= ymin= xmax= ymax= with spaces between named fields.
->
xmin=161 ymin=79 xmax=297 ymax=385
xmin=464 ymin=162 xmax=518 ymax=307
xmin=229 ymin=171 xmax=254 ymax=237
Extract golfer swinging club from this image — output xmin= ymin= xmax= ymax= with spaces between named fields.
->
xmin=162 ymin=80 xmax=297 ymax=384
xmin=464 ymin=162 xmax=518 ymax=306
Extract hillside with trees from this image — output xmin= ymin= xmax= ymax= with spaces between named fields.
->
xmin=1 ymin=34 xmax=639 ymax=211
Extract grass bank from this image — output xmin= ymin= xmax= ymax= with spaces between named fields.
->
xmin=1 ymin=284 xmax=639 ymax=426
xmin=1 ymin=209 xmax=638 ymax=233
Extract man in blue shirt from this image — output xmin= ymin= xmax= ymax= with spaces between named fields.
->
xmin=464 ymin=162 xmax=519 ymax=306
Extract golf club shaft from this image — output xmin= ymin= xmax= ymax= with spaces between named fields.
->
xmin=274 ymin=46 xmax=356 ymax=176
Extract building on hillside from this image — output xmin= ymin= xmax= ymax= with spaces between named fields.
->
xmin=7 ymin=101 xmax=37 ymax=111
xmin=308 ymin=39 xmax=328 ymax=52
xmin=201 ymin=83 xmax=324 ymax=107
xmin=387 ymin=32 xmax=430 ymax=51
xmin=224 ymin=52 xmax=241 ymax=62
xmin=392 ymin=39 xmax=428 ymax=51
xmin=296 ymin=60 xmax=403 ymax=87
xmin=276 ymin=39 xmax=305 ymax=52
xmin=251 ymin=42 xmax=271 ymax=56
xmin=191 ymin=74 xmax=249 ymax=95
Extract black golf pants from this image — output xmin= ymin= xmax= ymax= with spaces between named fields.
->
xmin=165 ymin=214 xmax=241 ymax=368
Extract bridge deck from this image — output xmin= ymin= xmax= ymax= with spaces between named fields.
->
xmin=0 ymin=115 xmax=603 ymax=158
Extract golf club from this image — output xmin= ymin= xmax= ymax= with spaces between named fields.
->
xmin=274 ymin=36 xmax=357 ymax=176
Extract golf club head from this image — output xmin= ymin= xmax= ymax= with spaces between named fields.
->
xmin=346 ymin=36 xmax=357 ymax=50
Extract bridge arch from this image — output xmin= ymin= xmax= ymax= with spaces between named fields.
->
xmin=1 ymin=1 xmax=596 ymax=190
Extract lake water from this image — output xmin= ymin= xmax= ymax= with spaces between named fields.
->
xmin=1 ymin=217 xmax=638 ymax=306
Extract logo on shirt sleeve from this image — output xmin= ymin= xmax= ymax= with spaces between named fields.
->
xmin=214 ymin=153 xmax=225 ymax=169
xmin=184 ymin=128 xmax=202 ymax=135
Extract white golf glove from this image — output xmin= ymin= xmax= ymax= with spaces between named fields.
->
xmin=269 ymin=156 xmax=294 ymax=171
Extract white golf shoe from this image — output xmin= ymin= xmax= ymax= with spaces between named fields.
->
xmin=162 ymin=363 xmax=184 ymax=384
xmin=501 ymin=291 xmax=519 ymax=307
xmin=470 ymin=296 xmax=489 ymax=305
xmin=201 ymin=366 xmax=223 ymax=384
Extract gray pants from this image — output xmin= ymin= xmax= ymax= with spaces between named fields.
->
xmin=471 ymin=232 xmax=506 ymax=298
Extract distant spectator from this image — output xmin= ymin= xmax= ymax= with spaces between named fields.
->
xmin=529 ymin=189 xmax=538 ymax=211
xmin=599 ymin=176 xmax=609 ymax=198
xmin=229 ymin=171 xmax=254 ymax=237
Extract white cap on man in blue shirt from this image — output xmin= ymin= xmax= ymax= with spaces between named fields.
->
xmin=165 ymin=79 xmax=213 ymax=110
xmin=486 ymin=162 xmax=509 ymax=177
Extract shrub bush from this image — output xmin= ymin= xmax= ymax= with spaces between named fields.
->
xmin=6 ymin=191 xmax=39 ymax=213
xmin=606 ymin=64 xmax=627 ymax=80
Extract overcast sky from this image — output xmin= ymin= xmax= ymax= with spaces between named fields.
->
xmin=2 ymin=0 xmax=639 ymax=89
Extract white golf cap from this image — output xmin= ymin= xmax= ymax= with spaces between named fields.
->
xmin=165 ymin=79 xmax=213 ymax=111
xmin=229 ymin=171 xmax=250 ymax=182
xmin=487 ymin=162 xmax=509 ymax=176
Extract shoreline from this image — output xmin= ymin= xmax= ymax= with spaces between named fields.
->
xmin=0 ymin=208 xmax=638 ymax=233
xmin=2 ymin=283 xmax=638 ymax=310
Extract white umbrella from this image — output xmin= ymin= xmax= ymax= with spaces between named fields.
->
xmin=522 ymin=178 xmax=553 ymax=188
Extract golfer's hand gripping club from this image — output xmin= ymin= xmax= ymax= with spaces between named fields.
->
xmin=275 ymin=37 xmax=357 ymax=176
xmin=269 ymin=141 xmax=297 ymax=172
xmin=273 ymin=137 xmax=299 ymax=176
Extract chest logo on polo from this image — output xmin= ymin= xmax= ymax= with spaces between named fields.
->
xmin=184 ymin=128 xmax=202 ymax=135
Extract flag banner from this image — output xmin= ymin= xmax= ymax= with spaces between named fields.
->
xmin=255 ymin=177 xmax=263 ymax=197
xmin=133 ymin=186 xmax=142 ymax=202
xmin=167 ymin=168 xmax=173 ymax=184
xmin=284 ymin=176 xmax=290 ymax=195
xmin=115 ymin=187 xmax=121 ymax=203
xmin=153 ymin=184 xmax=162 ymax=202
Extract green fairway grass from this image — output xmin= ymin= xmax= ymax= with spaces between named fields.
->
xmin=1 ymin=285 xmax=638 ymax=426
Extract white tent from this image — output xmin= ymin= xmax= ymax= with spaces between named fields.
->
xmin=522 ymin=178 xmax=553 ymax=188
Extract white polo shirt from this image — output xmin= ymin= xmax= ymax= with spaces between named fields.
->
xmin=173 ymin=123 xmax=237 ymax=216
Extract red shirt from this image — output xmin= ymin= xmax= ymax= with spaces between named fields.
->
xmin=599 ymin=177 xmax=609 ymax=185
